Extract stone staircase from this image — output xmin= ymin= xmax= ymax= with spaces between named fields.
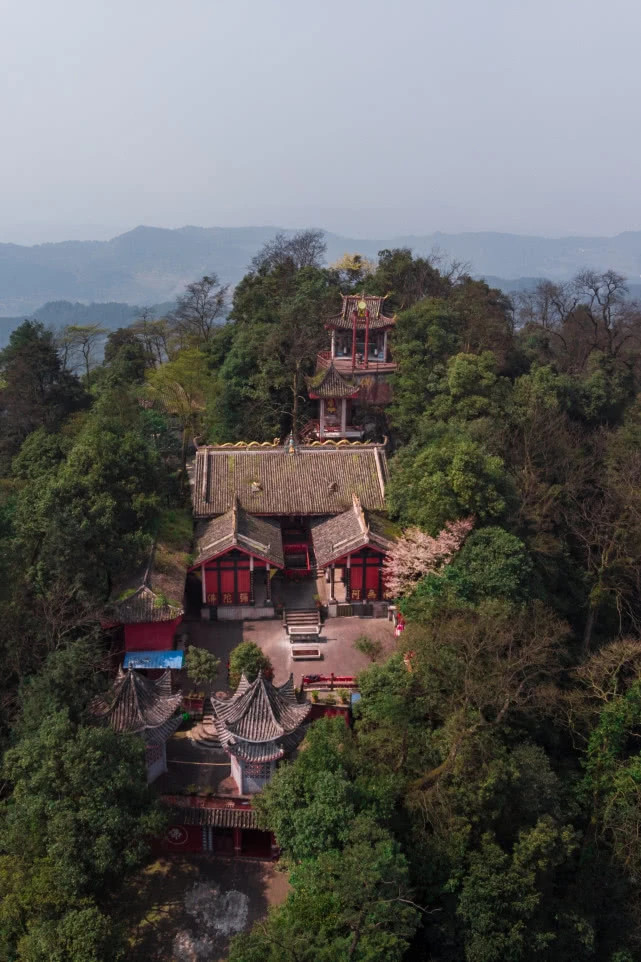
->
xmin=283 ymin=608 xmax=322 ymax=638
xmin=188 ymin=699 xmax=223 ymax=751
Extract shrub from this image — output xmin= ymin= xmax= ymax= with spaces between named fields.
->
xmin=184 ymin=646 xmax=220 ymax=686
xmin=354 ymin=636 xmax=383 ymax=662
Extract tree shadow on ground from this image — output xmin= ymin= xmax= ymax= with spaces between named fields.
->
xmin=121 ymin=855 xmax=289 ymax=962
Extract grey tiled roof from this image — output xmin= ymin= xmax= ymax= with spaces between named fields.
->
xmin=108 ymin=529 xmax=188 ymax=625
xmin=326 ymin=294 xmax=396 ymax=331
xmin=306 ymin=363 xmax=359 ymax=399
xmin=109 ymin=584 xmax=183 ymax=624
xmin=311 ymin=493 xmax=395 ymax=567
xmin=91 ymin=668 xmax=183 ymax=745
xmin=171 ymin=805 xmax=258 ymax=828
xmin=210 ymin=673 xmax=311 ymax=764
xmin=192 ymin=501 xmax=284 ymax=567
xmin=193 ymin=443 xmax=388 ymax=517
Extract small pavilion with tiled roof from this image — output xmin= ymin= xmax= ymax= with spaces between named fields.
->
xmin=311 ymin=493 xmax=394 ymax=603
xmin=106 ymin=511 xmax=191 ymax=655
xmin=324 ymin=294 xmax=396 ymax=370
xmin=190 ymin=498 xmax=284 ymax=609
xmin=208 ymin=672 xmax=311 ymax=794
xmin=306 ymin=363 xmax=362 ymax=440
xmin=91 ymin=667 xmax=183 ymax=782
xmin=309 ymin=294 xmax=397 ymax=439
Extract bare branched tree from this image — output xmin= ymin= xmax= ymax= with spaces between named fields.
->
xmin=251 ymin=229 xmax=326 ymax=272
xmin=130 ymin=307 xmax=170 ymax=366
xmin=167 ymin=274 xmax=229 ymax=349
xmin=517 ymin=269 xmax=641 ymax=372
xmin=60 ymin=323 xmax=107 ymax=383
xmin=404 ymin=602 xmax=566 ymax=791
xmin=561 ymin=430 xmax=641 ymax=651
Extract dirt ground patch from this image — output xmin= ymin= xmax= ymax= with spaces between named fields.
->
xmin=123 ymin=856 xmax=289 ymax=961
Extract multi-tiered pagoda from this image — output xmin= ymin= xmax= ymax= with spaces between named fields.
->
xmin=91 ymin=667 xmax=183 ymax=783
xmin=307 ymin=294 xmax=396 ymax=440
xmin=208 ymin=672 xmax=311 ymax=795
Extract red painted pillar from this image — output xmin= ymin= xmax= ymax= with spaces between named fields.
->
xmin=351 ymin=310 xmax=357 ymax=371
xmin=233 ymin=826 xmax=242 ymax=856
xmin=363 ymin=310 xmax=370 ymax=369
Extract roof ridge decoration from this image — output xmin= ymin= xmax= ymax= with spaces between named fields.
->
xmin=210 ymin=671 xmax=311 ymax=762
xmin=352 ymin=492 xmax=369 ymax=536
xmin=324 ymin=293 xmax=395 ymax=331
xmin=200 ymin=438 xmax=387 ymax=450
xmin=232 ymin=495 xmax=239 ymax=539
xmin=90 ymin=667 xmax=183 ymax=742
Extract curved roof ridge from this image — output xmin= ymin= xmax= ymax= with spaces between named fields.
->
xmin=91 ymin=667 xmax=183 ymax=735
xmin=212 ymin=671 xmax=310 ymax=745
xmin=213 ymin=673 xmax=285 ymax=742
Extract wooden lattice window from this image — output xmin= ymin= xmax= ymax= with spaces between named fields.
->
xmin=245 ymin=761 xmax=270 ymax=779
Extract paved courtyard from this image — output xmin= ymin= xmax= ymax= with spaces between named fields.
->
xmin=178 ymin=613 xmax=397 ymax=690
xmin=161 ymin=609 xmax=397 ymax=798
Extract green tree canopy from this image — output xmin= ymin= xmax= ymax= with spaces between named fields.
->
xmin=229 ymin=817 xmax=420 ymax=962
xmin=184 ymin=645 xmax=220 ymax=687
xmin=14 ymin=391 xmax=162 ymax=601
xmin=402 ymin=527 xmax=534 ymax=622
xmin=0 ymin=321 xmax=87 ymax=473
xmin=388 ymin=428 xmax=514 ymax=533
xmin=0 ymin=710 xmax=164 ymax=960
xmin=228 ymin=640 xmax=273 ymax=689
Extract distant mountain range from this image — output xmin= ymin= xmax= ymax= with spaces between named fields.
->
xmin=2 ymin=225 xmax=641 ymax=346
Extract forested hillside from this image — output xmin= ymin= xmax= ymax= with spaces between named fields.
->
xmin=2 ymin=232 xmax=641 ymax=960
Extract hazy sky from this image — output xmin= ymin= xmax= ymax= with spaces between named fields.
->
xmin=1 ymin=0 xmax=639 ymax=244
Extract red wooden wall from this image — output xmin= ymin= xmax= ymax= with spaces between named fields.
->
xmin=203 ymin=548 xmax=252 ymax=605
xmin=333 ymin=546 xmax=386 ymax=601
xmin=124 ymin=617 xmax=182 ymax=651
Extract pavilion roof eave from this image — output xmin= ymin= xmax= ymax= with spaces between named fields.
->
xmin=192 ymin=506 xmax=285 ymax=568
xmin=308 ymin=389 xmax=360 ymax=400
xmin=189 ymin=540 xmax=285 ymax=570
xmin=310 ymin=495 xmax=395 ymax=567
xmin=315 ymin=533 xmax=392 ymax=567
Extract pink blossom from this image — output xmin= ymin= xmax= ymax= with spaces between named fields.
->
xmin=384 ymin=517 xmax=474 ymax=599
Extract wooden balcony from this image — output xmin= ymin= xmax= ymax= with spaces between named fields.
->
xmin=317 ymin=351 xmax=397 ymax=374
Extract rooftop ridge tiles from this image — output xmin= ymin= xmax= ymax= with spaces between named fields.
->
xmin=193 ymin=444 xmax=389 ymax=516
xmin=91 ymin=668 xmax=182 ymax=736
xmin=219 ymin=673 xmax=286 ymax=741
xmin=211 ymin=672 xmax=310 ymax=747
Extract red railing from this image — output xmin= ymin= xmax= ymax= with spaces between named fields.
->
xmin=316 ymin=352 xmax=397 ymax=374
xmin=301 ymin=674 xmax=357 ymax=690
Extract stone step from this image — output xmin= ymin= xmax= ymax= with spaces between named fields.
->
xmin=189 ymin=706 xmax=222 ymax=749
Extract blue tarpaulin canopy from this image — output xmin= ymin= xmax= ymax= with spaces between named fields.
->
xmin=123 ymin=651 xmax=184 ymax=670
